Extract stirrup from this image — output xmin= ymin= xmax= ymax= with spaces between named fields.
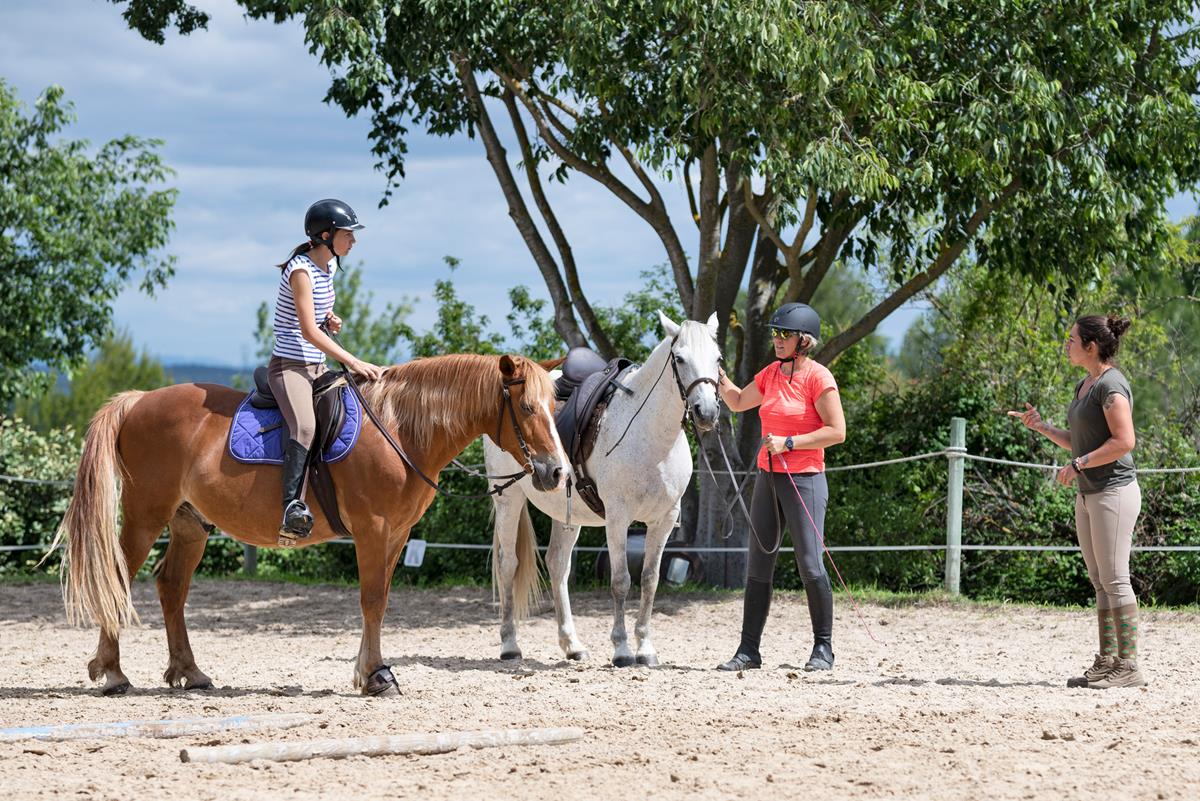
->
xmin=278 ymin=500 xmax=313 ymax=546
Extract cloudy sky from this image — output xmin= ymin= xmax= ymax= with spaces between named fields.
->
xmin=5 ymin=2 xmax=1194 ymax=367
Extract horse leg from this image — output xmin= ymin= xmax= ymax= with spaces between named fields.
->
xmin=492 ymin=495 xmax=525 ymax=660
xmin=546 ymin=519 xmax=587 ymax=660
xmin=604 ymin=514 xmax=636 ymax=667
xmin=353 ymin=532 xmax=405 ymax=696
xmin=157 ymin=506 xmax=213 ymax=690
xmin=88 ymin=511 xmax=169 ymax=696
xmin=633 ymin=506 xmax=677 ymax=667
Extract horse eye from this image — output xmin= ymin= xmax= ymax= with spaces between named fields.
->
xmin=521 ymin=402 xmax=534 ymax=415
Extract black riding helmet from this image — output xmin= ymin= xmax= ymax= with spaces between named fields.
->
xmin=768 ymin=302 xmax=820 ymax=338
xmin=304 ymin=198 xmax=365 ymax=258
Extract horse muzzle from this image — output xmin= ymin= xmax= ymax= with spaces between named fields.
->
xmin=530 ymin=454 xmax=566 ymax=492
xmin=690 ymin=396 xmax=721 ymax=432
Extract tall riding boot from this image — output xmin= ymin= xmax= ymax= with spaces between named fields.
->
xmin=803 ymin=573 xmax=835 ymax=671
xmin=279 ymin=439 xmax=314 ymax=541
xmin=717 ymin=579 xmax=772 ymax=671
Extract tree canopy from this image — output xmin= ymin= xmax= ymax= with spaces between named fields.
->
xmin=118 ymin=1 xmax=1200 ymax=358
xmin=0 ymin=81 xmax=176 ymax=405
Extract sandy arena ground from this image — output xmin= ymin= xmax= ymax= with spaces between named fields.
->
xmin=0 ymin=579 xmax=1197 ymax=800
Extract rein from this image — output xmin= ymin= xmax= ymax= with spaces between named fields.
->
xmin=347 ymin=374 xmax=530 ymax=500
xmin=320 ymin=324 xmax=532 ymax=500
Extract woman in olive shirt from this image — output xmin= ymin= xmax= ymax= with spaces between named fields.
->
xmin=1009 ymin=314 xmax=1143 ymax=688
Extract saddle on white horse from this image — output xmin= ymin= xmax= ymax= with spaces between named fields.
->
xmin=552 ymin=347 xmax=635 ymax=516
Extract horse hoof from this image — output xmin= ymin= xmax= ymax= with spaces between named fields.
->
xmin=567 ymin=650 xmax=589 ymax=662
xmin=102 ymin=681 xmax=131 ymax=697
xmin=612 ymin=655 xmax=636 ymax=668
xmin=363 ymin=665 xmax=400 ymax=697
xmin=636 ymin=654 xmax=659 ymax=667
xmin=500 ymin=650 xmax=523 ymax=662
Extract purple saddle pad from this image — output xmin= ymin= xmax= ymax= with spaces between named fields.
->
xmin=227 ymin=386 xmax=362 ymax=465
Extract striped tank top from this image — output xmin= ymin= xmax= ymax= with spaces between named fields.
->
xmin=272 ymin=254 xmax=335 ymax=363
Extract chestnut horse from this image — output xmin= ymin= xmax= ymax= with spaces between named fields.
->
xmin=51 ymin=354 xmax=567 ymax=696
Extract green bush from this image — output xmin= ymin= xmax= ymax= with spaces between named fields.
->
xmin=0 ymin=417 xmax=79 ymax=574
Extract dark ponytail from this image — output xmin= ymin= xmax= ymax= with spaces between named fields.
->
xmin=276 ymin=241 xmax=315 ymax=270
xmin=1076 ymin=314 xmax=1131 ymax=362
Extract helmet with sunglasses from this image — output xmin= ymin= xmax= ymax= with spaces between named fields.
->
xmin=304 ymin=198 xmax=364 ymax=247
xmin=768 ymin=302 xmax=820 ymax=338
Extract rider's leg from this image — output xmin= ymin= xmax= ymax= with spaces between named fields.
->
xmin=268 ymin=357 xmax=322 ymax=538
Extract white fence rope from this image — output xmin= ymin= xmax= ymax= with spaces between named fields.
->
xmin=4 ymin=441 xmax=1198 ymax=559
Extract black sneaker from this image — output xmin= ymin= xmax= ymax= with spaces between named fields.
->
xmin=716 ymin=652 xmax=762 ymax=671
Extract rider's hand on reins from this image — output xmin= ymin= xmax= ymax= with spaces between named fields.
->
xmin=350 ymin=359 xmax=383 ymax=382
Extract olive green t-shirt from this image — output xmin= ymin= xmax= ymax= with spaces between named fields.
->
xmin=1067 ymin=367 xmax=1136 ymax=494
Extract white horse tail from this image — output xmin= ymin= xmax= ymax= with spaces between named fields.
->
xmin=45 ymin=391 xmax=145 ymax=637
xmin=492 ymin=502 xmax=545 ymax=621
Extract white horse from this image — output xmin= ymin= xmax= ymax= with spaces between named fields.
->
xmin=483 ymin=312 xmax=722 ymax=666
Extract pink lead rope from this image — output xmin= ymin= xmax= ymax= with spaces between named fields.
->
xmin=771 ymin=447 xmax=885 ymax=646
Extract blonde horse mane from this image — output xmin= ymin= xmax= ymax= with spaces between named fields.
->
xmin=360 ymin=354 xmax=554 ymax=451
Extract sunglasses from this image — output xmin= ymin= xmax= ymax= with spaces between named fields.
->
xmin=769 ymin=328 xmax=800 ymax=339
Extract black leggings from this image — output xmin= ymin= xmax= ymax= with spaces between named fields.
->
xmin=746 ymin=469 xmax=833 ymax=644
xmin=747 ymin=470 xmax=829 ymax=583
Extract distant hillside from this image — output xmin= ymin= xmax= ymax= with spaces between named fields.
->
xmin=165 ymin=364 xmax=254 ymax=389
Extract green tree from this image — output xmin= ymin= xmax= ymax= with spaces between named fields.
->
xmin=404 ymin=257 xmax=507 ymax=357
xmin=0 ymin=81 xmax=175 ymax=406
xmin=118 ymin=1 xmax=1200 ymax=573
xmin=113 ymin=1 xmax=1200 ymax=359
xmin=13 ymin=331 xmax=168 ymax=436
xmin=253 ymin=261 xmax=413 ymax=365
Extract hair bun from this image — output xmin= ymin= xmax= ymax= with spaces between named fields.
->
xmin=1107 ymin=316 xmax=1131 ymax=339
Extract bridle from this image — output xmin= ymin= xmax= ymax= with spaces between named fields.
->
xmin=604 ymin=334 xmax=720 ymax=457
xmin=668 ymin=340 xmax=720 ymax=426
xmin=349 ymin=371 xmax=535 ymax=500
xmin=495 ymin=377 xmax=535 ymax=474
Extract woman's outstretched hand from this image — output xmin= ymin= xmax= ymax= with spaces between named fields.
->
xmin=1006 ymin=402 xmax=1042 ymax=431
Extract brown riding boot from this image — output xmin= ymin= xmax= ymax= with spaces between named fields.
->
xmin=1067 ymin=607 xmax=1118 ymax=688
xmin=1067 ymin=653 xmax=1115 ymax=688
xmin=1088 ymin=657 xmax=1147 ymax=689
xmin=1089 ymin=604 xmax=1147 ymax=689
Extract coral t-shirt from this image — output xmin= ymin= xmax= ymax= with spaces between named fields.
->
xmin=754 ymin=359 xmax=839 ymax=473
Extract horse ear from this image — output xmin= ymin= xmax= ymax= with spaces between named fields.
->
xmin=705 ymin=312 xmax=718 ymax=338
xmin=499 ymin=354 xmax=518 ymax=378
xmin=658 ymin=309 xmax=681 ymax=337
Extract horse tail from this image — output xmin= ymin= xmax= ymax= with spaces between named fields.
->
xmin=492 ymin=502 xmax=545 ymax=622
xmin=45 ymin=391 xmax=145 ymax=637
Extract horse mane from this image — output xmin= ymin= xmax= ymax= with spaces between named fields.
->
xmin=360 ymin=354 xmax=554 ymax=452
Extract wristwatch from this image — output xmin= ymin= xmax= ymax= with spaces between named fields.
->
xmin=1070 ymin=457 xmax=1083 ymax=474
xmin=785 ymin=436 xmax=794 ymax=451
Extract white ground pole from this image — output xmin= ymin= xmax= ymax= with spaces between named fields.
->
xmin=0 ymin=712 xmax=312 ymax=743
xmin=179 ymin=726 xmax=585 ymax=764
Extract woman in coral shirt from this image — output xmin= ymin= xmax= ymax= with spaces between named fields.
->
xmin=715 ymin=302 xmax=846 ymax=672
